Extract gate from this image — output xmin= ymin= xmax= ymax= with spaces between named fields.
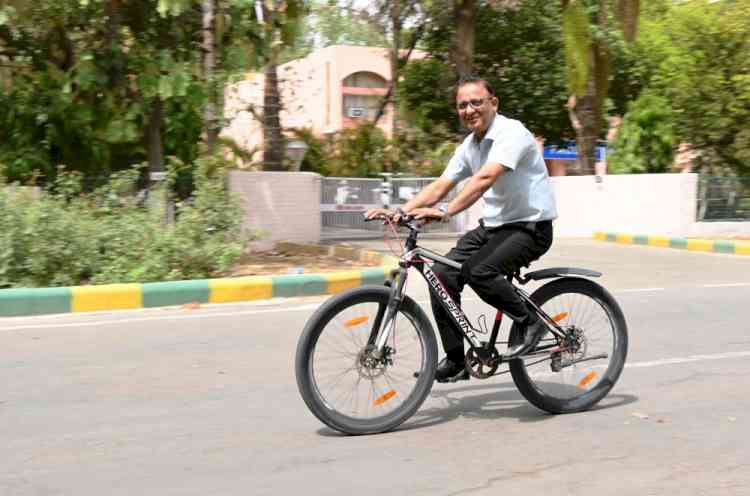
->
xmin=697 ymin=176 xmax=750 ymax=221
xmin=321 ymin=176 xmax=466 ymax=239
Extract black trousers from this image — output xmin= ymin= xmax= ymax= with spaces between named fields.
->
xmin=429 ymin=220 xmax=553 ymax=357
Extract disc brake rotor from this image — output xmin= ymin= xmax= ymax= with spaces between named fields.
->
xmin=551 ymin=327 xmax=588 ymax=371
xmin=356 ymin=346 xmax=392 ymax=379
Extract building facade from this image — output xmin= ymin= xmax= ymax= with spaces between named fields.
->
xmin=221 ymin=45 xmax=421 ymax=165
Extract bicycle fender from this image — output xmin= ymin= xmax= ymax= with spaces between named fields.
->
xmin=523 ymin=267 xmax=602 ymax=281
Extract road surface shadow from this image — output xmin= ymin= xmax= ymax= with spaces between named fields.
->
xmin=316 ymin=381 xmax=638 ymax=437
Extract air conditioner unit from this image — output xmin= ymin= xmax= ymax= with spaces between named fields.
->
xmin=348 ymin=107 xmax=365 ymax=118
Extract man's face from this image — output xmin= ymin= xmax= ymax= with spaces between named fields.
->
xmin=456 ymin=82 xmax=498 ymax=136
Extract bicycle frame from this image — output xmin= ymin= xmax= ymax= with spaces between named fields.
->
xmin=370 ymin=241 xmax=569 ymax=358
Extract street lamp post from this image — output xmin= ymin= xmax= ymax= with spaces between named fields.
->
xmin=286 ymin=140 xmax=309 ymax=172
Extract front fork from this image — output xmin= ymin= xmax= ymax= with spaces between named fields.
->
xmin=367 ymin=267 xmax=408 ymax=359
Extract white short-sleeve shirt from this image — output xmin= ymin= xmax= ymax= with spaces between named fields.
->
xmin=441 ymin=113 xmax=558 ymax=228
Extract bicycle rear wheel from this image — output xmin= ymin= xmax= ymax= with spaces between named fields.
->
xmin=295 ymin=286 xmax=437 ymax=435
xmin=509 ymin=277 xmax=628 ymax=414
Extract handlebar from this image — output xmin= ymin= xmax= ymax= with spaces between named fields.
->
xmin=363 ymin=212 xmax=425 ymax=233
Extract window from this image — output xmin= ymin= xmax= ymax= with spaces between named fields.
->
xmin=343 ymin=94 xmax=381 ymax=119
xmin=342 ymin=72 xmax=387 ymax=89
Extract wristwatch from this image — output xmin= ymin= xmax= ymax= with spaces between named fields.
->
xmin=438 ymin=205 xmax=451 ymax=223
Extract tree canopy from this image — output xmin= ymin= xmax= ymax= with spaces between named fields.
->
xmin=1 ymin=0 xmax=749 ymax=181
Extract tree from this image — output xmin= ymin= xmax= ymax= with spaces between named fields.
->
xmin=403 ymin=0 xmax=571 ymax=143
xmin=452 ymin=0 xmax=475 ymax=77
xmin=561 ymin=0 xmax=640 ymax=175
xmin=607 ymin=93 xmax=674 ymax=174
xmin=348 ymin=0 xmax=426 ymax=138
xmin=0 ymin=0 xmax=265 ymax=185
xmin=202 ymin=0 xmax=219 ymax=152
xmin=256 ymin=0 xmax=307 ymax=171
xmin=306 ymin=0 xmax=387 ymax=50
xmin=633 ymin=0 xmax=750 ymax=175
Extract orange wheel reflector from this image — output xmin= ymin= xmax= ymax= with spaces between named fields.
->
xmin=577 ymin=371 xmax=597 ymax=389
xmin=552 ymin=312 xmax=569 ymax=322
xmin=373 ymin=390 xmax=397 ymax=406
xmin=344 ymin=316 xmax=369 ymax=328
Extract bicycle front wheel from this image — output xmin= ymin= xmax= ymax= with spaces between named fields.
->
xmin=295 ymin=286 xmax=437 ymax=435
xmin=509 ymin=277 xmax=628 ymax=414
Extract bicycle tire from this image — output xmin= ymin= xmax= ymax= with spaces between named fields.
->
xmin=509 ymin=277 xmax=628 ymax=414
xmin=295 ymin=286 xmax=438 ymax=435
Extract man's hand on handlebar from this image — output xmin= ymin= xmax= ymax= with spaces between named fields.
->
xmin=364 ymin=208 xmax=396 ymax=221
xmin=409 ymin=207 xmax=449 ymax=224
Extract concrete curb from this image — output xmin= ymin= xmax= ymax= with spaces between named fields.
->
xmin=594 ymin=232 xmax=750 ymax=255
xmin=0 ymin=246 xmax=399 ymax=318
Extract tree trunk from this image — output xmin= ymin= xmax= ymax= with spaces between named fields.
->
xmin=388 ymin=0 xmax=403 ymax=139
xmin=146 ymin=98 xmax=174 ymax=223
xmin=202 ymin=0 xmax=219 ymax=152
xmin=106 ymin=0 xmax=124 ymax=88
xmin=146 ymin=97 xmax=164 ymax=173
xmin=374 ymin=23 xmax=424 ymax=127
xmin=570 ymin=93 xmax=599 ymax=175
xmin=565 ymin=0 xmax=609 ymax=175
xmin=451 ymin=0 xmax=475 ymax=77
xmin=263 ymin=52 xmax=285 ymax=171
xmin=617 ymin=0 xmax=640 ymax=42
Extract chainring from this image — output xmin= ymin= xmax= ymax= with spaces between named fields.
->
xmin=465 ymin=347 xmax=500 ymax=379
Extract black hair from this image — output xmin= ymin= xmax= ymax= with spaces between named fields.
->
xmin=455 ymin=75 xmax=496 ymax=97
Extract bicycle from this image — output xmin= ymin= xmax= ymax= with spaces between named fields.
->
xmin=295 ymin=215 xmax=628 ymax=435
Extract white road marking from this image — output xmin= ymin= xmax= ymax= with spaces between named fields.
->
xmin=616 ymin=287 xmax=665 ymax=293
xmin=702 ymin=283 xmax=750 ymax=288
xmin=1 ymin=303 xmax=324 ymax=331
xmin=625 ymin=351 xmax=750 ymax=369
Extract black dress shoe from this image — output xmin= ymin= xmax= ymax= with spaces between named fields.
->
xmin=435 ymin=357 xmax=469 ymax=383
xmin=503 ymin=315 xmax=547 ymax=359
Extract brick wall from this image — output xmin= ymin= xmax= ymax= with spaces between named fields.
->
xmin=229 ymin=171 xmax=322 ymax=250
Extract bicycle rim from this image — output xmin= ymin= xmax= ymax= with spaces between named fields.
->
xmin=522 ymin=290 xmax=617 ymax=401
xmin=310 ymin=300 xmax=428 ymax=422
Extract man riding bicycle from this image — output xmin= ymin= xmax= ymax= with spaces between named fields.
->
xmin=366 ymin=75 xmax=558 ymax=383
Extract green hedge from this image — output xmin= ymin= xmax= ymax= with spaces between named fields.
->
xmin=0 ymin=159 xmax=250 ymax=288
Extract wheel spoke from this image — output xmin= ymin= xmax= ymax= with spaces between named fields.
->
xmin=511 ymin=280 xmax=626 ymax=412
xmin=306 ymin=294 xmax=432 ymax=427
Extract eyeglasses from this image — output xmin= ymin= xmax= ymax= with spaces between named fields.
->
xmin=456 ymin=98 xmax=487 ymax=111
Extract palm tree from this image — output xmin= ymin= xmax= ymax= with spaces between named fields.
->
xmin=203 ymin=0 xmax=219 ymax=153
xmin=259 ymin=0 xmax=306 ymax=171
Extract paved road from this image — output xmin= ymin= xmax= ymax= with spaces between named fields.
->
xmin=3 ymin=238 xmax=750 ymax=495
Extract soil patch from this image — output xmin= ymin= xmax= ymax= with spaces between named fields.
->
xmin=229 ymin=248 xmax=383 ymax=277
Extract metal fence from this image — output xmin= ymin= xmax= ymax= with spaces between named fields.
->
xmin=697 ymin=176 xmax=750 ymax=221
xmin=321 ymin=176 xmax=463 ymax=236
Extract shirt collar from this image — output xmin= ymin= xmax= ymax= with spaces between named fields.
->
xmin=471 ymin=113 xmax=501 ymax=145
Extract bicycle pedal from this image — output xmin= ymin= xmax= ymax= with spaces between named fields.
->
xmin=435 ymin=371 xmax=469 ymax=383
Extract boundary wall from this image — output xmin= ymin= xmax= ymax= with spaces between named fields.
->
xmin=230 ymin=170 xmax=322 ymax=250
xmin=231 ymin=171 xmax=750 ymax=243
xmin=467 ymin=173 xmax=703 ymax=237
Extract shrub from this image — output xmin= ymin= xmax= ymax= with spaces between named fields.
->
xmin=608 ymin=93 xmax=676 ymax=174
xmin=0 ymin=159 xmax=250 ymax=288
